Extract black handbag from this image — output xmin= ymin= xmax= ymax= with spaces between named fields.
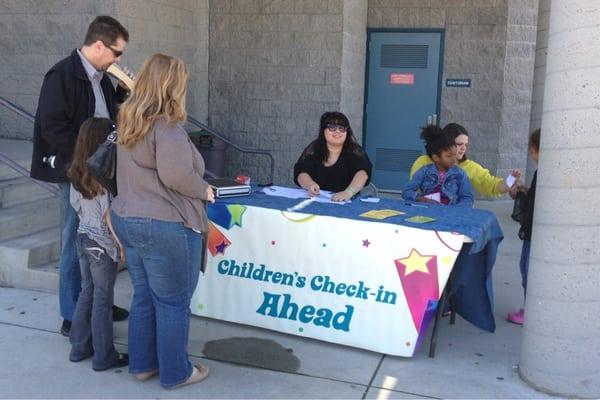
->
xmin=511 ymin=191 xmax=527 ymax=224
xmin=87 ymin=129 xmax=118 ymax=196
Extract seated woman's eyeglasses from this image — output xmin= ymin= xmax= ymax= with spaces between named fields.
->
xmin=326 ymin=123 xmax=347 ymax=133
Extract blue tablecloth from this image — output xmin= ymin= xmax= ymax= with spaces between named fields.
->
xmin=213 ymin=189 xmax=503 ymax=332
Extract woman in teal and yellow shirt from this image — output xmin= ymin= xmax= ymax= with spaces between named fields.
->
xmin=410 ymin=123 xmax=520 ymax=197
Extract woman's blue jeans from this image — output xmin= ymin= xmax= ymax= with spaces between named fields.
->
xmin=110 ymin=212 xmax=202 ymax=388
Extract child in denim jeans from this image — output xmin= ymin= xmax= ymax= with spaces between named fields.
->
xmin=507 ymin=129 xmax=540 ymax=325
xmin=403 ymin=125 xmax=474 ymax=207
xmin=66 ymin=117 xmax=128 ymax=371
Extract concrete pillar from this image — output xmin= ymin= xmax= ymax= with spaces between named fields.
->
xmin=519 ymin=0 xmax=600 ymax=398
xmin=526 ymin=0 xmax=550 ymax=185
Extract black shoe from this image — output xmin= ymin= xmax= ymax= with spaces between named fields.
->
xmin=69 ymin=351 xmax=94 ymax=362
xmin=112 ymin=305 xmax=129 ymax=322
xmin=93 ymin=353 xmax=129 ymax=371
xmin=61 ymin=319 xmax=72 ymax=337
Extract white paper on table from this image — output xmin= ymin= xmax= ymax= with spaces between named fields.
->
xmin=424 ymin=192 xmax=441 ymax=202
xmin=313 ymin=190 xmax=350 ymax=205
xmin=263 ymin=185 xmax=350 ymax=205
xmin=505 ymin=174 xmax=516 ymax=188
xmin=262 ymin=185 xmax=309 ymax=199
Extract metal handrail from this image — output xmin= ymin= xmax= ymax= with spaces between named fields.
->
xmin=187 ymin=116 xmax=274 ymax=186
xmin=0 ymin=152 xmax=60 ymax=195
xmin=0 ymin=97 xmax=60 ymax=196
xmin=0 ymin=96 xmax=34 ymax=123
xmin=1 ymin=96 xmax=275 ymax=186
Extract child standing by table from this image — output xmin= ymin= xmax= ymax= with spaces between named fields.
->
xmin=67 ymin=117 xmax=128 ymax=371
xmin=402 ymin=125 xmax=474 ymax=207
xmin=508 ymin=129 xmax=541 ymax=325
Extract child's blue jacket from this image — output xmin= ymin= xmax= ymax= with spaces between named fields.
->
xmin=402 ymin=163 xmax=474 ymax=207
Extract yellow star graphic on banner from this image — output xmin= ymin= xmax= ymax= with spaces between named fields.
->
xmin=398 ymin=248 xmax=432 ymax=276
xmin=227 ymin=204 xmax=247 ymax=228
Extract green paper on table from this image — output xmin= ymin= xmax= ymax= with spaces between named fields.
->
xmin=405 ymin=215 xmax=436 ymax=224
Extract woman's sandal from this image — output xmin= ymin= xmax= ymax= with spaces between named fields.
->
xmin=172 ymin=364 xmax=210 ymax=389
xmin=135 ymin=369 xmax=159 ymax=381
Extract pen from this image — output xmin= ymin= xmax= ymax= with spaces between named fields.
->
xmin=287 ymin=197 xmax=315 ymax=212
xmin=404 ymin=202 xmax=428 ymax=208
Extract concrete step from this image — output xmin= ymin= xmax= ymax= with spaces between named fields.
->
xmin=0 ymin=158 xmax=31 ymax=180
xmin=0 ymin=260 xmax=59 ymax=293
xmin=0 ymin=226 xmax=60 ymax=271
xmin=0 ymin=177 xmax=56 ymax=208
xmin=0 ymin=197 xmax=60 ymax=242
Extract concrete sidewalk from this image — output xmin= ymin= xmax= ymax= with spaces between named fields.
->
xmin=0 ymin=199 xmax=554 ymax=399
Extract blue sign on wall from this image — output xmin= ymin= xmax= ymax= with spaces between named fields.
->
xmin=446 ymin=78 xmax=471 ymax=88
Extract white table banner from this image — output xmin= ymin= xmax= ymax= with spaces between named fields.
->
xmin=192 ymin=203 xmax=464 ymax=357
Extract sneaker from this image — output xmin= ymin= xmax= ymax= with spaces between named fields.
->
xmin=112 ymin=305 xmax=129 ymax=322
xmin=61 ymin=319 xmax=72 ymax=337
xmin=507 ymin=308 xmax=525 ymax=325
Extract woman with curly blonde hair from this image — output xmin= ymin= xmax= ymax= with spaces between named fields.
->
xmin=110 ymin=54 xmax=214 ymax=389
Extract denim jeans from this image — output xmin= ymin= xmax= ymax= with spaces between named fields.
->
xmin=520 ymin=240 xmax=531 ymax=296
xmin=110 ymin=212 xmax=202 ymax=388
xmin=69 ymin=234 xmax=119 ymax=369
xmin=58 ymin=182 xmax=81 ymax=321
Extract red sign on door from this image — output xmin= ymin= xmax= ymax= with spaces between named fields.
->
xmin=390 ymin=73 xmax=414 ymax=85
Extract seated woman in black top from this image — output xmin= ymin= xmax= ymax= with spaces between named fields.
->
xmin=294 ymin=111 xmax=372 ymax=202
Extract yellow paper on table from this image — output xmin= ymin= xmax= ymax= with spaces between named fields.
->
xmin=360 ymin=209 xmax=406 ymax=220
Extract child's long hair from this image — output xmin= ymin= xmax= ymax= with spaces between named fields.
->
xmin=67 ymin=117 xmax=113 ymax=199
xmin=118 ymin=54 xmax=188 ymax=148
xmin=420 ymin=125 xmax=456 ymax=158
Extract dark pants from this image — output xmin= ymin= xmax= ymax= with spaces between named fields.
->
xmin=69 ymin=234 xmax=119 ymax=370
xmin=520 ymin=240 xmax=531 ymax=297
xmin=58 ymin=183 xmax=80 ymax=321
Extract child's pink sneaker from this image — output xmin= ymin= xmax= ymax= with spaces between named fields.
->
xmin=507 ymin=308 xmax=525 ymax=325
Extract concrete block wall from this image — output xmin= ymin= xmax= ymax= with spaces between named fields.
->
xmin=0 ymin=0 xmax=209 ymax=140
xmin=497 ymin=0 xmax=538 ymax=181
xmin=367 ymin=0 xmax=536 ymax=184
xmin=208 ymin=0 xmax=347 ymax=185
xmin=115 ymin=0 xmax=209 ymax=121
xmin=0 ymin=1 xmax=115 ymax=140
xmin=340 ymin=1 xmax=369 ymax=141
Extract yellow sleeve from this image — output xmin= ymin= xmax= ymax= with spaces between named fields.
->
xmin=460 ymin=160 xmax=503 ymax=197
xmin=409 ymin=155 xmax=433 ymax=178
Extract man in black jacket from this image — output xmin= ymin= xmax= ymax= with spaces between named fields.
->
xmin=31 ymin=16 xmax=131 ymax=336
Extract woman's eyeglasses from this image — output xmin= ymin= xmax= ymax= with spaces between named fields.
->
xmin=326 ymin=123 xmax=347 ymax=133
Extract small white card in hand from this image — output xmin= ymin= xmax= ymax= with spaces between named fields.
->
xmin=505 ymin=174 xmax=516 ymax=188
xmin=424 ymin=192 xmax=441 ymax=202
